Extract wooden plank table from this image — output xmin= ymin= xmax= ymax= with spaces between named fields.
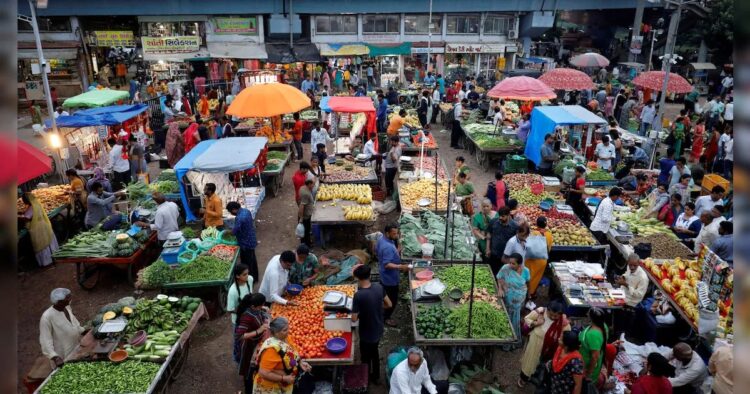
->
xmin=312 ymin=200 xmax=376 ymax=248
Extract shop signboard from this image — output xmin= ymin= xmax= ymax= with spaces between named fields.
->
xmin=93 ymin=31 xmax=136 ymax=47
xmin=141 ymin=36 xmax=201 ymax=54
xmin=212 ymin=17 xmax=258 ymax=35
xmin=445 ymin=43 xmax=506 ymax=54
xmin=629 ymin=35 xmax=643 ymax=55
xmin=412 ymin=47 xmax=445 ymax=54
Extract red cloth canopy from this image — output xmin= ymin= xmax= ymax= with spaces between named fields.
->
xmin=487 ymin=76 xmax=556 ymax=101
xmin=632 ymin=71 xmax=693 ymax=94
xmin=539 ymin=68 xmax=595 ymax=91
xmin=16 ymin=140 xmax=52 ymax=185
xmin=327 ymin=97 xmax=376 ymax=113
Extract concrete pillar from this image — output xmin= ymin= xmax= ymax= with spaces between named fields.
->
xmin=522 ymin=36 xmax=532 ymax=57
xmin=697 ymin=40 xmax=707 ymax=63
xmin=629 ymin=0 xmax=646 ymax=62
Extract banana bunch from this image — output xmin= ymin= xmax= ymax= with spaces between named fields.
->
xmin=317 ymin=184 xmax=372 ymax=204
xmin=124 ymin=299 xmax=190 ymax=336
xmin=343 ymin=205 xmax=373 ymax=221
xmin=404 ymin=115 xmax=421 ymax=128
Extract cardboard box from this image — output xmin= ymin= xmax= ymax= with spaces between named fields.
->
xmin=324 ymin=314 xmax=353 ymax=332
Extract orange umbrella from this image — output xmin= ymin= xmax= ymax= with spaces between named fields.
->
xmin=226 ymin=83 xmax=311 ymax=118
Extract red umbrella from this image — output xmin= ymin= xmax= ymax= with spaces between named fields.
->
xmin=487 ymin=76 xmax=556 ymax=101
xmin=539 ymin=68 xmax=595 ymax=90
xmin=570 ymin=52 xmax=610 ymax=68
xmin=17 ymin=140 xmax=52 ymax=185
xmin=631 ymin=71 xmax=693 ymax=94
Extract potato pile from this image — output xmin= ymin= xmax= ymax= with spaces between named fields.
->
xmin=400 ymin=180 xmax=450 ymax=211
xmin=17 ymin=185 xmax=71 ymax=213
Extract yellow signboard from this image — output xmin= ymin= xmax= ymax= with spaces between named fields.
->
xmin=93 ymin=31 xmax=136 ymax=47
xmin=141 ymin=36 xmax=201 ymax=54
xmin=496 ymin=57 xmax=506 ymax=70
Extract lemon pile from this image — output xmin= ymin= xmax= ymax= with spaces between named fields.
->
xmin=317 ymin=184 xmax=372 ymax=204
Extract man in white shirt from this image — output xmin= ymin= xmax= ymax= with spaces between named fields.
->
xmin=53 ymin=106 xmax=69 ymax=119
xmin=668 ymin=342 xmax=708 ymax=392
xmin=134 ymin=192 xmax=179 ymax=242
xmin=616 ymin=254 xmax=649 ymax=307
xmin=108 ymin=139 xmax=131 ymax=188
xmin=694 ymin=209 xmax=723 ymax=253
xmin=389 ymin=347 xmax=437 ymax=394
xmin=590 ymin=187 xmax=622 ymax=237
xmin=720 ymin=74 xmax=733 ymax=95
xmin=310 ymin=121 xmax=333 ymax=155
xmin=694 ymin=186 xmax=725 ymax=217
xmin=39 ymin=288 xmax=85 ymax=367
xmin=451 ymin=99 xmax=467 ymax=148
xmin=594 ymin=135 xmax=616 ymax=171
xmin=457 ymin=88 xmax=466 ymax=102
xmin=258 ymin=251 xmax=299 ymax=306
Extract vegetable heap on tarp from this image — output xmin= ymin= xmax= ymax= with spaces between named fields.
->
xmin=399 ymin=211 xmax=476 ymax=260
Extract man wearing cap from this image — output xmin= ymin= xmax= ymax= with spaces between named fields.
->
xmin=668 ymin=342 xmax=708 ymax=393
xmin=39 ymin=288 xmax=85 ymax=367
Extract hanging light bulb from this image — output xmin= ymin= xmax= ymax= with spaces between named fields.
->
xmin=49 ymin=132 xmax=62 ymax=149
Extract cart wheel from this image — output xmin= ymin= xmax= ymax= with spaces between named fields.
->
xmin=481 ymin=153 xmax=491 ymax=171
xmin=76 ymin=262 xmax=100 ymax=290
xmin=169 ymin=340 xmax=190 ymax=381
xmin=270 ymin=177 xmax=281 ymax=197
xmin=127 ymin=263 xmax=138 ymax=286
xmin=218 ymin=286 xmax=228 ymax=313
xmin=475 ymin=149 xmax=484 ymax=166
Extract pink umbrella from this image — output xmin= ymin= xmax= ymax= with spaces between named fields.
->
xmin=631 ymin=71 xmax=693 ymax=94
xmin=539 ymin=68 xmax=595 ymax=90
xmin=486 ymin=76 xmax=556 ymax=101
xmin=570 ymin=52 xmax=610 ymax=68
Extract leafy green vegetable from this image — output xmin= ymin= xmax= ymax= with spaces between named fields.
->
xmin=149 ymin=180 xmax=179 ymax=194
xmin=157 ymin=169 xmax=177 ymax=182
xmin=267 ymin=151 xmax=288 ymax=161
xmin=448 ymin=301 xmax=513 ymax=339
xmin=435 ymin=265 xmax=496 ymax=294
xmin=41 ymin=360 xmax=160 ymax=394
xmin=180 ymin=227 xmax=196 ymax=239
xmin=126 ymin=182 xmax=150 ymax=203
xmin=169 ymin=255 xmax=231 ymax=283
xmin=140 ymin=260 xmax=174 ymax=288
xmin=587 ymin=168 xmax=614 ymax=181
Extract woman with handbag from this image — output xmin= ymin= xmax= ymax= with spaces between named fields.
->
xmin=234 ymin=293 xmax=269 ymax=393
xmin=253 ymin=317 xmax=312 ymax=393
xmin=518 ymin=301 xmax=570 ymax=388
xmin=550 ymin=331 xmax=584 ymax=394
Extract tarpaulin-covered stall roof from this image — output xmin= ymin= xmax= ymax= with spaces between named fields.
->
xmin=174 ymin=137 xmax=267 ymax=221
xmin=62 ymin=89 xmax=130 ymax=109
xmin=47 ymin=104 xmax=148 ymax=128
xmin=525 ymin=105 xmax=606 ymax=166
xmin=366 ymin=43 xmax=412 ymax=56
xmin=319 ymin=96 xmax=377 ymax=137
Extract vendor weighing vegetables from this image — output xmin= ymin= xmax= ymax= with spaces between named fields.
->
xmin=135 ymin=192 xmax=179 ymax=244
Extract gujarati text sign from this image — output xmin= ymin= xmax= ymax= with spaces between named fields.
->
xmin=141 ymin=36 xmax=201 ymax=54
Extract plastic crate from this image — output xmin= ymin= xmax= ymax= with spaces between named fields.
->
xmin=701 ymin=174 xmax=730 ymax=195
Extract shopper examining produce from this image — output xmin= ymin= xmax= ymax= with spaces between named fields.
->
xmin=496 ymin=252 xmax=529 ymax=345
xmin=253 ymin=317 xmax=312 ymax=390
xmin=694 ymin=185 xmax=725 ymax=217
xmin=39 ymin=288 xmax=85 ymax=367
xmin=289 ymin=244 xmax=319 ymax=286
xmin=200 ymin=182 xmax=224 ymax=229
xmin=589 ymin=187 xmax=622 ymax=244
xmin=227 ymin=263 xmax=253 ymax=325
xmin=225 ymin=201 xmax=259 ymax=283
xmin=258 ymin=251 xmax=299 ymax=306
xmin=85 ymin=182 xmax=125 ymax=229
xmin=486 ymin=207 xmax=519 ymax=276
xmin=351 ymin=264 xmax=391 ymax=385
xmin=233 ymin=293 xmax=268 ymax=393
xmin=18 ymin=193 xmax=59 ymax=268
xmin=377 ymin=222 xmax=408 ymax=327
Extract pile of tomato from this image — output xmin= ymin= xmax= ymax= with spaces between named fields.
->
xmin=271 ymin=285 xmax=355 ymax=359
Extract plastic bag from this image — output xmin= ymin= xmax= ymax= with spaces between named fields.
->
xmin=526 ymin=234 xmax=549 ymax=260
xmin=698 ymin=308 xmax=719 ymax=335
xmin=296 ymin=223 xmax=305 ymax=238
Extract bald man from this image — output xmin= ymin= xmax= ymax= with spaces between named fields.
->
xmin=669 ymin=342 xmax=708 ymax=393
xmin=135 ymin=192 xmax=180 ymax=243
xmin=39 ymin=288 xmax=85 ymax=367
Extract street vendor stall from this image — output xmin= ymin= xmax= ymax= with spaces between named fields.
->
xmin=549 ymin=260 xmax=625 ymax=314
xmin=313 ymin=183 xmax=376 ymax=248
xmin=409 ymin=262 xmax=516 ymax=346
xmin=33 ymin=295 xmax=206 ymax=394
xmin=174 ymin=137 xmax=267 ymax=223
xmin=461 ymin=122 xmax=524 ymax=170
xmin=62 ymin=88 xmax=130 ymax=109
xmin=261 ymin=150 xmax=290 ymax=197
xmin=319 ymin=96 xmax=376 ymax=156
xmin=399 ymin=210 xmax=479 ymax=263
xmin=525 ymin=105 xmax=607 ymax=169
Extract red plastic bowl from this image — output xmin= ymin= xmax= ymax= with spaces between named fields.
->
xmin=129 ymin=330 xmax=147 ymax=347
xmin=109 ymin=349 xmax=128 ymax=363
xmin=415 ymin=270 xmax=434 ymax=281
xmin=325 ymin=337 xmax=348 ymax=354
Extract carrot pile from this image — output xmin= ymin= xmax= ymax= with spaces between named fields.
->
xmin=207 ymin=244 xmax=237 ymax=261
xmin=271 ymin=285 xmax=355 ymax=359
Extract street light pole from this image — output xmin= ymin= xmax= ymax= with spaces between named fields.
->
xmin=653 ymin=1 xmax=682 ymax=132
xmin=426 ymin=0 xmax=433 ymax=75
xmin=27 ymin=0 xmax=57 ymax=132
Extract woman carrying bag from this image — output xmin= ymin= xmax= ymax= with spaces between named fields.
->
xmin=519 ymin=301 xmax=570 ymax=388
xmin=525 ymin=216 xmax=553 ymax=297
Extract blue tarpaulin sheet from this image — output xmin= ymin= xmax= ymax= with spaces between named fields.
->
xmin=173 ymin=137 xmax=267 ymax=221
xmin=319 ymin=96 xmax=332 ymax=113
xmin=525 ymin=105 xmax=606 ymax=166
xmin=46 ymin=104 xmax=148 ymax=128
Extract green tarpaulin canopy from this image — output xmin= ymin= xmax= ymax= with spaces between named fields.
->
xmin=366 ymin=43 xmax=412 ymax=56
xmin=62 ymin=89 xmax=130 ymax=109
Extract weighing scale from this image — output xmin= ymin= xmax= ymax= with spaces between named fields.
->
xmin=413 ymin=279 xmax=446 ymax=303
xmin=93 ymin=317 xmax=128 ymax=355
xmin=322 ymin=291 xmax=353 ymax=313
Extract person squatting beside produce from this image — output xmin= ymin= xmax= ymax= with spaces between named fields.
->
xmin=288 ymin=244 xmax=319 ymax=286
xmin=39 ymin=288 xmax=85 ymax=368
xmin=351 ymin=264 xmax=391 ymax=386
xmin=225 ymin=201 xmax=259 ymax=283
xmin=85 ymin=182 xmax=126 ymax=229
xmin=389 ymin=347 xmax=438 ymax=394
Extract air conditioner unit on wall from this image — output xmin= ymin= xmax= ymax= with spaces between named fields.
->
xmin=508 ymin=30 xmax=518 ymax=39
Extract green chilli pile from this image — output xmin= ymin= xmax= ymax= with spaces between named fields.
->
xmin=41 ymin=360 xmax=160 ymax=394
xmin=434 ymin=265 xmax=496 ymax=294
xmin=447 ymin=301 xmax=513 ymax=339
